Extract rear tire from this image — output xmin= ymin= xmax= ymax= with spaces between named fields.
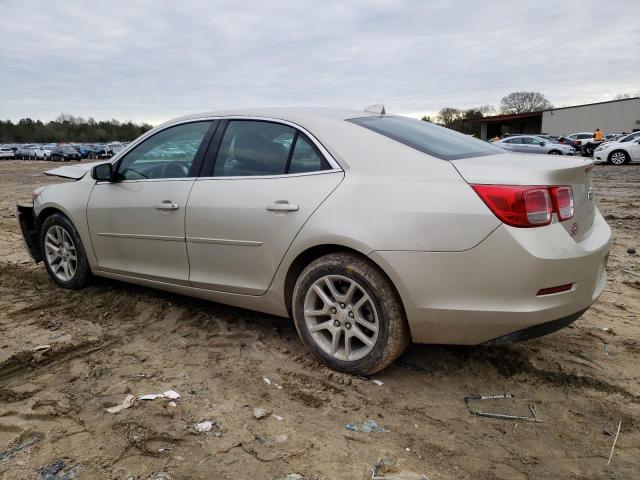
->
xmin=292 ymin=252 xmax=410 ymax=375
xmin=40 ymin=213 xmax=92 ymax=289
xmin=608 ymin=150 xmax=629 ymax=165
xmin=549 ymin=150 xmax=561 ymax=155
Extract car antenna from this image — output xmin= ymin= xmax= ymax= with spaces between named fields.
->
xmin=364 ymin=104 xmax=386 ymax=115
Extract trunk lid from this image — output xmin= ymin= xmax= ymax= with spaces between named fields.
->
xmin=452 ymin=153 xmax=595 ymax=241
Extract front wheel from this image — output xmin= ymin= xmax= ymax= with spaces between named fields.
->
xmin=608 ymin=150 xmax=629 ymax=165
xmin=292 ymin=252 xmax=410 ymax=375
xmin=40 ymin=213 xmax=91 ymax=289
xmin=549 ymin=150 xmax=561 ymax=155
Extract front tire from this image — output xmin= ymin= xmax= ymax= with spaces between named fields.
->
xmin=292 ymin=252 xmax=410 ymax=375
xmin=549 ymin=150 xmax=561 ymax=155
xmin=40 ymin=213 xmax=91 ymax=289
xmin=608 ymin=150 xmax=629 ymax=165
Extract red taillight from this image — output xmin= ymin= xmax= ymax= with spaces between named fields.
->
xmin=550 ymin=186 xmax=574 ymax=221
xmin=471 ymin=184 xmax=574 ymax=228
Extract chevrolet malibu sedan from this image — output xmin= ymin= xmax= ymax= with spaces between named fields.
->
xmin=17 ymin=108 xmax=611 ymax=374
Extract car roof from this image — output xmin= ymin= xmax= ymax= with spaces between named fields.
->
xmin=163 ymin=107 xmax=377 ymax=128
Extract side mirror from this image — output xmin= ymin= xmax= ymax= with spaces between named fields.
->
xmin=93 ymin=163 xmax=114 ymax=182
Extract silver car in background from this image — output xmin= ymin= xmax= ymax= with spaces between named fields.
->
xmin=493 ymin=135 xmax=576 ymax=155
xmin=17 ymin=108 xmax=610 ymax=374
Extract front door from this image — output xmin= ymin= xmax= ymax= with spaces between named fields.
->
xmin=186 ymin=119 xmax=343 ymax=295
xmin=87 ymin=120 xmax=214 ymax=283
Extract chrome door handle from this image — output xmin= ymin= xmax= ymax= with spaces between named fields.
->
xmin=266 ymin=201 xmax=299 ymax=212
xmin=156 ymin=201 xmax=179 ymax=210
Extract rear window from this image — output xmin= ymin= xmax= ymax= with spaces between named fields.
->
xmin=347 ymin=115 xmax=504 ymax=160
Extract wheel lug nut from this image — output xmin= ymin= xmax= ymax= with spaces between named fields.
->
xmin=348 ymin=311 xmax=354 ymax=318
xmin=331 ymin=307 xmax=337 ymax=314
xmin=333 ymin=320 xmax=340 ymax=327
xmin=340 ymin=303 xmax=346 ymax=309
xmin=345 ymin=323 xmax=351 ymax=330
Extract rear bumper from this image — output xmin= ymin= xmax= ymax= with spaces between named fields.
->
xmin=370 ymin=208 xmax=611 ymax=344
xmin=16 ymin=204 xmax=42 ymax=263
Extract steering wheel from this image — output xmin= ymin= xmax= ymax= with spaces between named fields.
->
xmin=160 ymin=161 xmax=189 ymax=178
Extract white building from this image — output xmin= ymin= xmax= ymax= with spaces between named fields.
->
xmin=541 ymin=97 xmax=640 ymax=136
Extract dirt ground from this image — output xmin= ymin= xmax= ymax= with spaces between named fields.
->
xmin=0 ymin=159 xmax=638 ymax=480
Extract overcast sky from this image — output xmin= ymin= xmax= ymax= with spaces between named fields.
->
xmin=1 ymin=0 xmax=638 ymax=124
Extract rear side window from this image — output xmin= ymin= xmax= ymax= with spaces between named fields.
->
xmin=503 ymin=137 xmax=522 ymax=144
xmin=213 ymin=120 xmax=331 ymax=177
xmin=289 ymin=134 xmax=330 ymax=174
xmin=347 ymin=116 xmax=504 ymax=160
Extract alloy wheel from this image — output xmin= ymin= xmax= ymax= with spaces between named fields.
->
xmin=303 ymin=275 xmax=379 ymax=361
xmin=610 ymin=152 xmax=626 ymax=165
xmin=44 ymin=225 xmax=77 ymax=282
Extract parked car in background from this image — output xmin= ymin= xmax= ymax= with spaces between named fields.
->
xmin=15 ymin=146 xmax=37 ymax=159
xmin=17 ymin=108 xmax=610 ymax=374
xmin=594 ymin=136 xmax=640 ymax=165
xmin=0 ymin=147 xmax=15 ymax=159
xmin=42 ymin=145 xmax=56 ymax=160
xmin=565 ymin=132 xmax=605 ymax=157
xmin=50 ymin=146 xmax=81 ymax=162
xmin=493 ymin=135 xmax=575 ymax=155
xmin=33 ymin=146 xmax=47 ymax=160
xmin=92 ymin=144 xmax=112 ymax=158
xmin=75 ymin=144 xmax=97 ymax=159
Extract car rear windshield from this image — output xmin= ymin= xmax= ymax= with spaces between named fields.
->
xmin=347 ymin=115 xmax=504 ymax=160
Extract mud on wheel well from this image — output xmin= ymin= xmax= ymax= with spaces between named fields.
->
xmin=283 ymin=244 xmax=407 ymax=321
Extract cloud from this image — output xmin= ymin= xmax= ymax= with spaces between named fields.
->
xmin=1 ymin=0 xmax=638 ymax=123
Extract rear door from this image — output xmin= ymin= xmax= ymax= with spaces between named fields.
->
xmin=501 ymin=137 xmax=524 ymax=152
xmin=521 ymin=136 xmax=545 ymax=154
xmin=186 ymin=119 xmax=343 ymax=295
xmin=87 ymin=120 xmax=216 ymax=283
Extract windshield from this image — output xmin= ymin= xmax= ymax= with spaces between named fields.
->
xmin=347 ymin=116 xmax=504 ymax=160
xmin=62 ymin=147 xmax=77 ymax=153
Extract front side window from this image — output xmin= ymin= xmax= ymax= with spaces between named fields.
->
xmin=503 ymin=138 xmax=521 ymax=144
xmin=347 ymin=115 xmax=504 ymax=160
xmin=213 ymin=120 xmax=331 ymax=177
xmin=116 ymin=121 xmax=211 ymax=180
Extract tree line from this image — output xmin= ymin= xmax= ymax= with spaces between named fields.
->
xmin=0 ymin=114 xmax=153 ymax=143
xmin=422 ymin=91 xmax=554 ymax=136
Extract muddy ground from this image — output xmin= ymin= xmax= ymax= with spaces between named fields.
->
xmin=0 ymin=159 xmax=638 ymax=480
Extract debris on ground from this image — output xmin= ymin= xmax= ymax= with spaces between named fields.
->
xmin=371 ymin=459 xmax=429 ymax=479
xmin=252 ymin=407 xmax=271 ymax=419
xmin=37 ymin=459 xmax=83 ymax=480
xmin=32 ymin=344 xmax=51 ymax=352
xmin=626 ymin=247 xmax=636 ymax=255
xmin=262 ymin=377 xmax=283 ymax=389
xmin=464 ymin=394 xmax=541 ymax=423
xmin=195 ymin=421 xmax=213 ymax=432
xmin=372 ymin=379 xmax=384 ymax=386
xmin=276 ymin=475 xmax=303 ymax=480
xmin=139 ymin=389 xmax=181 ymax=401
xmin=194 ymin=420 xmax=222 ymax=436
xmin=607 ymin=420 xmax=622 ymax=466
xmin=148 ymin=473 xmax=173 ymax=480
xmin=345 ymin=419 xmax=387 ymax=433
xmin=105 ymin=394 xmax=137 ymax=414
xmin=0 ymin=435 xmax=41 ymax=461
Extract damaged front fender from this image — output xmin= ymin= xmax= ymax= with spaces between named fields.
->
xmin=16 ymin=204 xmax=42 ymax=263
